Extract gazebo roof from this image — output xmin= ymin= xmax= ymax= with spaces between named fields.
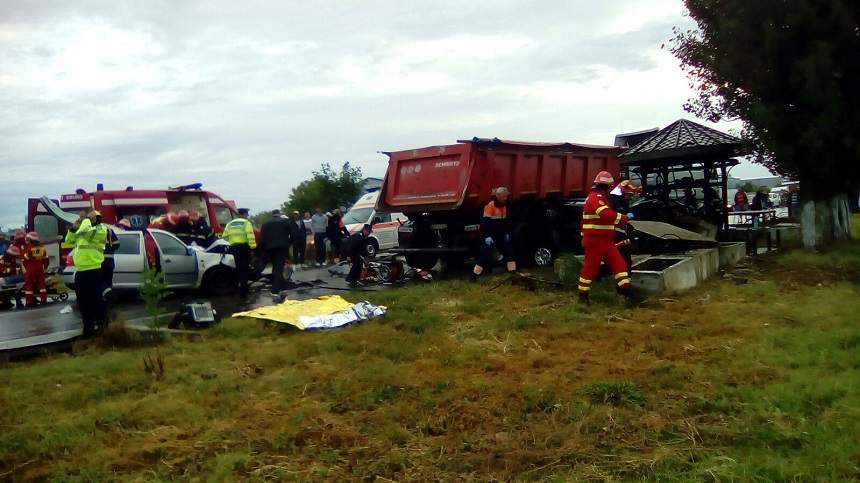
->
xmin=620 ymin=119 xmax=744 ymax=164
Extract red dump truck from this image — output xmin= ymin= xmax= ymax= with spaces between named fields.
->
xmin=376 ymin=137 xmax=622 ymax=270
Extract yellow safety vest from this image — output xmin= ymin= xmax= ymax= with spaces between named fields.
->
xmin=64 ymin=219 xmax=108 ymax=272
xmin=222 ymin=218 xmax=256 ymax=249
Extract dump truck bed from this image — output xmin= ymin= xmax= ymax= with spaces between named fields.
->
xmin=378 ymin=137 xmax=622 ymax=213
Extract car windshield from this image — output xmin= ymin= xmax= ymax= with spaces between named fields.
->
xmin=342 ymin=207 xmax=373 ymax=225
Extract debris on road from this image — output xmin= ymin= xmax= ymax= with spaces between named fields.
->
xmin=232 ymin=295 xmax=386 ymax=331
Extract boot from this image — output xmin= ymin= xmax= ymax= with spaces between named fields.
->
xmin=578 ymin=291 xmax=590 ymax=305
xmin=618 ymin=286 xmax=645 ymax=306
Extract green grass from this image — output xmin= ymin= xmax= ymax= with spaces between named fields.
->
xmin=1 ymin=237 xmax=860 ymax=480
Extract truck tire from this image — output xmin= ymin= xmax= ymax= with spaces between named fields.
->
xmin=366 ymin=239 xmax=379 ymax=258
xmin=405 ymin=220 xmax=439 ymax=271
xmin=203 ymin=266 xmax=237 ymax=296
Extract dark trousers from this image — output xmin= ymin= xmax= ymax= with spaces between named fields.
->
xmin=346 ymin=256 xmax=364 ymax=284
xmin=314 ymin=233 xmax=327 ymax=264
xmin=293 ymin=238 xmax=306 ymax=265
xmin=329 ymin=236 xmax=342 ymax=261
xmin=101 ymin=256 xmax=115 ymax=302
xmin=75 ymin=269 xmax=107 ymax=336
xmin=230 ymin=244 xmax=251 ymax=297
xmin=474 ymin=234 xmax=514 ymax=273
xmin=267 ymin=247 xmax=290 ymax=294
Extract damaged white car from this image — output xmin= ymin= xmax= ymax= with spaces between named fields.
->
xmin=62 ymin=228 xmax=237 ymax=295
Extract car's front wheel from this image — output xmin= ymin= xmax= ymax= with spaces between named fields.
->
xmin=202 ymin=266 xmax=237 ymax=296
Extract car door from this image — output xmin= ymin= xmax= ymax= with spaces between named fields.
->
xmin=151 ymin=231 xmax=198 ymax=287
xmin=112 ymin=232 xmax=146 ymax=288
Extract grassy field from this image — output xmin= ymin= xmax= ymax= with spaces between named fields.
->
xmin=2 ymin=239 xmax=860 ymax=481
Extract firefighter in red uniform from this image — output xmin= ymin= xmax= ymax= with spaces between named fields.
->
xmin=21 ymin=232 xmax=49 ymax=307
xmin=471 ymin=186 xmax=516 ymax=281
xmin=577 ymin=171 xmax=634 ymax=304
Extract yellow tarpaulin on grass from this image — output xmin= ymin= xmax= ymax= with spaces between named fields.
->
xmin=232 ymin=295 xmax=355 ymax=329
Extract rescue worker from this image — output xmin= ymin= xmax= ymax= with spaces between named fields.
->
xmin=117 ymin=218 xmax=132 ymax=230
xmin=0 ymin=245 xmax=23 ymax=309
xmin=173 ymin=210 xmax=195 ymax=245
xmin=0 ymin=233 xmax=8 ymax=255
xmin=102 ymin=224 xmax=120 ymax=300
xmin=12 ymin=229 xmax=26 ymax=251
xmin=22 ymin=232 xmax=49 ymax=307
xmin=64 ymin=210 xmax=109 ymax=336
xmin=222 ymin=208 xmax=256 ymax=298
xmin=471 ymin=186 xmax=516 ymax=281
xmin=608 ymin=180 xmax=641 ymax=272
xmin=188 ymin=210 xmax=215 ymax=246
xmin=577 ymin=172 xmax=634 ymax=304
xmin=344 ymin=224 xmax=372 ymax=288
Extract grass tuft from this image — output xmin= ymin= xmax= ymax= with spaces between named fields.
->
xmin=581 ymin=380 xmax=645 ymax=407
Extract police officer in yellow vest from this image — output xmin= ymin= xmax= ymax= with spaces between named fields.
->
xmin=222 ymin=208 xmax=257 ymax=298
xmin=64 ymin=210 xmax=109 ymax=336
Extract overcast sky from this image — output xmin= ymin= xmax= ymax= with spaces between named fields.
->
xmin=0 ymin=0 xmax=772 ymax=228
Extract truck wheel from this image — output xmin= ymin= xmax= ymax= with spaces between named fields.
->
xmin=366 ymin=239 xmax=379 ymax=258
xmin=203 ymin=266 xmax=237 ymax=296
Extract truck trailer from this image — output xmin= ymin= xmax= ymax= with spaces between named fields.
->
xmin=376 ymin=137 xmax=622 ymax=270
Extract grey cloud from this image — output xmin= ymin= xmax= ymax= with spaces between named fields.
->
xmin=1 ymin=0 xmax=760 ymax=230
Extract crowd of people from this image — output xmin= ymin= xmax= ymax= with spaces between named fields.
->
xmin=259 ymin=207 xmax=364 ymax=294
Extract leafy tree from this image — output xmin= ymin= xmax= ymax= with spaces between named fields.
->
xmin=284 ymin=162 xmax=364 ymax=214
xmin=671 ymin=0 xmax=858 ymax=247
xmin=250 ymin=210 xmax=274 ymax=227
xmin=738 ymin=182 xmax=762 ymax=195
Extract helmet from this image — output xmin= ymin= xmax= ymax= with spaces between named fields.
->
xmin=492 ymin=186 xmax=511 ymax=197
xmin=188 ymin=209 xmax=201 ymax=221
xmin=5 ymin=245 xmax=20 ymax=257
xmin=25 ymin=232 xmax=40 ymax=243
xmin=117 ymin=218 xmax=132 ymax=229
xmin=87 ymin=210 xmax=102 ymax=221
xmin=594 ymin=171 xmax=614 ymax=185
xmin=618 ymin=180 xmax=642 ymax=194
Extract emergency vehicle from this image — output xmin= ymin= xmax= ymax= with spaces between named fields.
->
xmin=342 ymin=191 xmax=407 ymax=258
xmin=27 ymin=183 xmax=243 ymax=270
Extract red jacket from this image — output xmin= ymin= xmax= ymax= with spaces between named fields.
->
xmin=22 ymin=244 xmax=49 ymax=274
xmin=581 ymin=188 xmax=628 ymax=239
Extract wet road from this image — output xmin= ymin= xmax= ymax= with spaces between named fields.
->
xmin=0 ymin=262 xmax=386 ymax=352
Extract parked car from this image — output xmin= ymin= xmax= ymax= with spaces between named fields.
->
xmin=342 ymin=191 xmax=408 ymax=258
xmin=62 ymin=228 xmax=237 ymax=295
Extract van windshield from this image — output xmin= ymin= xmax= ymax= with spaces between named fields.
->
xmin=343 ymin=207 xmax=373 ymax=225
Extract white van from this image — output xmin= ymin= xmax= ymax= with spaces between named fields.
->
xmin=342 ymin=192 xmax=407 ymax=257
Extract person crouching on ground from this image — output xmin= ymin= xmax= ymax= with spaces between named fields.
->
xmin=471 ymin=186 xmax=516 ymax=281
xmin=345 ymin=224 xmax=372 ymax=288
xmin=22 ymin=232 xmax=49 ymax=307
